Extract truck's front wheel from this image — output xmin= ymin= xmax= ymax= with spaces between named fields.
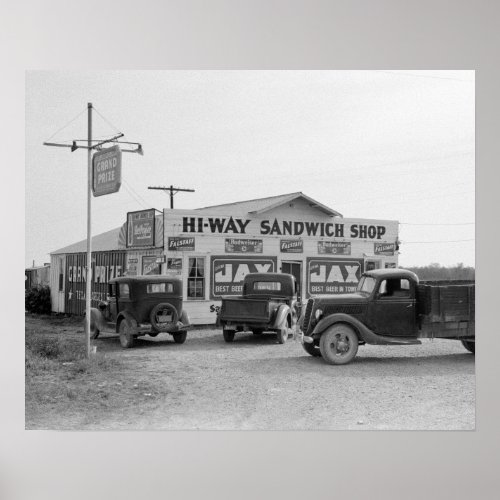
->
xmin=173 ymin=331 xmax=187 ymax=344
xmin=319 ymin=324 xmax=358 ymax=365
xmin=223 ymin=329 xmax=235 ymax=342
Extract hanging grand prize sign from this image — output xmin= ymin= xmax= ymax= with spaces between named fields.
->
xmin=92 ymin=145 xmax=122 ymax=197
xmin=374 ymin=242 xmax=396 ymax=256
xmin=225 ymin=238 xmax=263 ymax=253
xmin=126 ymin=209 xmax=155 ymax=247
xmin=318 ymin=241 xmax=351 ymax=255
xmin=210 ymin=256 xmax=277 ymax=298
xmin=307 ymin=258 xmax=363 ymax=295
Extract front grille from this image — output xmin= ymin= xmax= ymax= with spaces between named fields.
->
xmin=302 ymin=299 xmax=314 ymax=333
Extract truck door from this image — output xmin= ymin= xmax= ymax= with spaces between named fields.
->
xmin=370 ymin=278 xmax=416 ymax=337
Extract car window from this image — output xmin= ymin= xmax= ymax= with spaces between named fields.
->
xmin=253 ymin=281 xmax=282 ymax=291
xmin=119 ymin=283 xmax=130 ymax=298
xmin=147 ymin=283 xmax=174 ymax=294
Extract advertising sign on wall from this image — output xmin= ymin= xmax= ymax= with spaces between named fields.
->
xmin=168 ymin=237 xmax=195 ymax=251
xmin=126 ymin=257 xmax=138 ymax=276
xmin=142 ymin=255 xmax=161 ymax=275
xmin=127 ymin=209 xmax=156 ymax=248
xmin=374 ymin=242 xmax=396 ymax=256
xmin=307 ymin=258 xmax=363 ymax=296
xmin=318 ymin=241 xmax=351 ymax=255
xmin=280 ymin=239 xmax=303 ymax=253
xmin=225 ymin=238 xmax=263 ymax=253
xmin=210 ymin=256 xmax=277 ymax=298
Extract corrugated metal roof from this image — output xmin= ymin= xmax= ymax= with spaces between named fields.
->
xmin=197 ymin=192 xmax=342 ymax=217
xmin=51 ymin=226 xmax=123 ymax=255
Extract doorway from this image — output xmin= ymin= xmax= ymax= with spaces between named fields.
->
xmin=281 ymin=261 xmax=302 ymax=300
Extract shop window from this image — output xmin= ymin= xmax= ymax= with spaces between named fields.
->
xmin=187 ymin=258 xmax=205 ymax=299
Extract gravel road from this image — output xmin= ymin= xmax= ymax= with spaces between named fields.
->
xmin=26 ymin=317 xmax=475 ymax=430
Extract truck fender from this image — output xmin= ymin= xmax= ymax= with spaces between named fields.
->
xmin=272 ymin=304 xmax=292 ymax=329
xmin=312 ymin=313 xmax=421 ymax=346
xmin=116 ymin=311 xmax=137 ymax=333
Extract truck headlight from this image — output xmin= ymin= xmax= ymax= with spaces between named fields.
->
xmin=315 ymin=309 xmax=323 ymax=321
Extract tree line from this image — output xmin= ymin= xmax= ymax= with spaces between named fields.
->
xmin=401 ymin=263 xmax=475 ymax=281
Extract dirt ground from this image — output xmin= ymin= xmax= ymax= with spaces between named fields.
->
xmin=25 ymin=314 xmax=475 ymax=430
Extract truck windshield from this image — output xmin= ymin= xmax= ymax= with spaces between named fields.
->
xmin=357 ymin=276 xmax=376 ymax=295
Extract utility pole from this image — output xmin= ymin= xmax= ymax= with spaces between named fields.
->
xmin=44 ymin=103 xmax=143 ymax=357
xmin=148 ymin=185 xmax=195 ymax=209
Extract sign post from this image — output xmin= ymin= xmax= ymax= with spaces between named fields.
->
xmin=43 ymin=103 xmax=143 ymax=358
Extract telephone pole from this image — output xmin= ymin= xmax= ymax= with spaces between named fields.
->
xmin=44 ymin=103 xmax=143 ymax=357
xmin=148 ymin=185 xmax=195 ymax=209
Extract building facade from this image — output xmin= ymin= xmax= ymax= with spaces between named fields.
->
xmin=50 ymin=193 xmax=399 ymax=324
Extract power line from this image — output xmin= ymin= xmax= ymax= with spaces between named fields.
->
xmin=148 ymin=185 xmax=195 ymax=209
xmin=45 ymin=107 xmax=87 ymax=142
xmin=403 ymin=239 xmax=474 ymax=244
xmin=400 ymin=222 xmax=474 ymax=226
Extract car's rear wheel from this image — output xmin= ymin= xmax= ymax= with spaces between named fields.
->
xmin=276 ymin=327 xmax=289 ymax=344
xmin=319 ymin=324 xmax=358 ymax=365
xmin=173 ymin=331 xmax=187 ymax=344
xmin=252 ymin=329 xmax=264 ymax=335
xmin=461 ymin=340 xmax=475 ymax=354
xmin=223 ymin=329 xmax=235 ymax=342
xmin=149 ymin=303 xmax=178 ymax=332
xmin=119 ymin=319 xmax=136 ymax=348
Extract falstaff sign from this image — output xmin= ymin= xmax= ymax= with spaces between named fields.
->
xmin=225 ymin=238 xmax=263 ymax=253
xmin=210 ymin=256 xmax=277 ymax=298
xmin=280 ymin=239 xmax=303 ymax=253
xmin=127 ymin=209 xmax=155 ymax=247
xmin=374 ymin=242 xmax=396 ymax=256
xmin=318 ymin=241 xmax=351 ymax=255
xmin=182 ymin=216 xmax=388 ymax=240
xmin=168 ymin=237 xmax=195 ymax=251
xmin=307 ymin=258 xmax=363 ymax=295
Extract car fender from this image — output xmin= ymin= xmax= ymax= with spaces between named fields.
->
xmin=311 ymin=313 xmax=421 ymax=346
xmin=115 ymin=310 xmax=137 ymax=332
xmin=272 ymin=304 xmax=292 ymax=329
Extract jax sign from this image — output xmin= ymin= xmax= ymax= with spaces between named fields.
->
xmin=92 ymin=145 xmax=122 ymax=196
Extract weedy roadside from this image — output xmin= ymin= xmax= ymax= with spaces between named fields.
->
xmin=25 ymin=314 xmax=171 ymax=429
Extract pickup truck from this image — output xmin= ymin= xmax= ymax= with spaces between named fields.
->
xmin=299 ymin=268 xmax=475 ymax=364
xmin=217 ymin=272 xmax=300 ymax=344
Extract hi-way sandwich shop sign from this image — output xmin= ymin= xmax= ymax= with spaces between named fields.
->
xmin=92 ymin=145 xmax=122 ymax=197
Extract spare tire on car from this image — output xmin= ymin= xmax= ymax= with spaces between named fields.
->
xmin=149 ymin=302 xmax=178 ymax=332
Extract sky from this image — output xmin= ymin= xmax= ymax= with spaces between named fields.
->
xmin=25 ymin=70 xmax=475 ymax=268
